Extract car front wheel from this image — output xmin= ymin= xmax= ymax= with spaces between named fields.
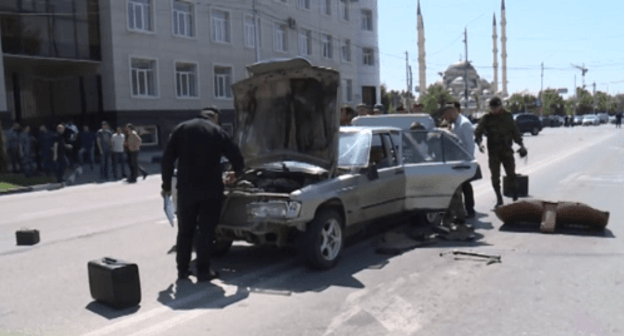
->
xmin=303 ymin=208 xmax=344 ymax=270
xmin=531 ymin=126 xmax=540 ymax=136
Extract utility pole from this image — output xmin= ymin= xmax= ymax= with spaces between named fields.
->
xmin=593 ymin=81 xmax=596 ymax=114
xmin=253 ymin=0 xmax=260 ymax=62
xmin=541 ymin=62 xmax=544 ymax=97
xmin=463 ymin=27 xmax=469 ymax=113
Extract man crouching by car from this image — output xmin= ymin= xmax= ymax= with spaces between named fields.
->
xmin=161 ymin=107 xmax=245 ymax=282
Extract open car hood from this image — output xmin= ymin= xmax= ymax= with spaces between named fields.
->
xmin=232 ymin=58 xmax=340 ymax=174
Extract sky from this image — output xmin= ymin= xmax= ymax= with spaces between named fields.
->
xmin=378 ymin=0 xmax=624 ymax=98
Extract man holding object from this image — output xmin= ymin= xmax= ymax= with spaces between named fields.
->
xmin=161 ymin=108 xmax=245 ymax=282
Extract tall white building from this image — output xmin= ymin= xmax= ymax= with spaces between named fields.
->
xmin=1 ymin=0 xmax=380 ymax=148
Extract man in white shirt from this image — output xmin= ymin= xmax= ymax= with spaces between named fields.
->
xmin=111 ymin=127 xmax=126 ymax=179
xmin=443 ymin=102 xmax=476 ymax=218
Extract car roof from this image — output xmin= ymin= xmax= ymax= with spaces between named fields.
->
xmin=340 ymin=126 xmax=402 ymax=133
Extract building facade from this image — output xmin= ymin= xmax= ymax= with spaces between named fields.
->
xmin=1 ymin=0 xmax=380 ymax=148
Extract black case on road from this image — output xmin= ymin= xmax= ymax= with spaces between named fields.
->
xmin=88 ymin=257 xmax=141 ymax=308
xmin=16 ymin=229 xmax=40 ymax=245
xmin=503 ymin=174 xmax=529 ymax=197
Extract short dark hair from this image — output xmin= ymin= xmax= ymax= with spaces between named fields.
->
xmin=199 ymin=107 xmax=220 ymax=120
xmin=453 ymin=101 xmax=461 ymax=110
xmin=489 ymin=97 xmax=502 ymax=107
xmin=410 ymin=121 xmax=426 ymax=130
xmin=344 ymin=106 xmax=356 ymax=117
xmin=441 ymin=104 xmax=457 ymax=114
xmin=125 ymin=123 xmax=135 ymax=130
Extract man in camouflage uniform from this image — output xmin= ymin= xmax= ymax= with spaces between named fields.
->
xmin=474 ymin=97 xmax=527 ymax=208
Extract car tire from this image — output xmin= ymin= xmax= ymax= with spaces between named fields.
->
xmin=212 ymin=239 xmax=233 ymax=258
xmin=303 ymin=208 xmax=344 ymax=270
xmin=531 ymin=127 xmax=540 ymax=136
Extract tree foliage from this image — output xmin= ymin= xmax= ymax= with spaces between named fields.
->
xmin=417 ymin=84 xmax=455 ymax=114
xmin=506 ymin=93 xmax=537 ymax=113
xmin=541 ymin=89 xmax=565 ymax=116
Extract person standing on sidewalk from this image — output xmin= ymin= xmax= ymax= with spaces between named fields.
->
xmin=474 ymin=97 xmax=526 ymax=208
xmin=6 ymin=123 xmax=22 ymax=174
xmin=125 ymin=124 xmax=147 ymax=183
xmin=79 ymin=125 xmax=96 ymax=170
xmin=111 ymin=127 xmax=127 ymax=180
xmin=19 ymin=125 xmax=35 ymax=177
xmin=96 ymin=121 xmax=113 ymax=181
xmin=38 ymin=125 xmax=54 ymax=176
xmin=161 ymin=108 xmax=245 ymax=282
xmin=52 ymin=124 xmax=70 ymax=183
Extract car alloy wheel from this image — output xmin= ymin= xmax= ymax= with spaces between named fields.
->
xmin=303 ymin=208 xmax=344 ymax=270
xmin=531 ymin=127 xmax=540 ymax=136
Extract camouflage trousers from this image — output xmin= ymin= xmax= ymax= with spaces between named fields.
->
xmin=488 ymin=147 xmax=516 ymax=196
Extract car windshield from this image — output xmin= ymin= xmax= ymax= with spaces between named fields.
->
xmin=338 ymin=131 xmax=372 ymax=167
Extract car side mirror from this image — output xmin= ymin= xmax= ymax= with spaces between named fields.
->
xmin=366 ymin=164 xmax=379 ymax=180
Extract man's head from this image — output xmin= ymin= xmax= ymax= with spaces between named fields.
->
xmin=410 ymin=121 xmax=426 ymax=130
xmin=356 ymin=103 xmax=369 ymax=116
xmin=374 ymin=104 xmax=385 ymax=114
xmin=39 ymin=125 xmax=47 ymax=133
xmin=83 ymin=125 xmax=89 ymax=132
xmin=199 ymin=107 xmax=220 ymax=124
xmin=57 ymin=124 xmax=65 ymax=134
xmin=101 ymin=121 xmax=109 ymax=130
xmin=441 ymin=104 xmax=459 ymax=123
xmin=489 ymin=97 xmax=503 ymax=114
xmin=396 ymin=105 xmax=406 ymax=113
xmin=373 ymin=108 xmax=382 ymax=115
xmin=453 ymin=101 xmax=461 ymax=113
xmin=340 ymin=105 xmax=356 ymax=125
xmin=125 ymin=123 xmax=135 ymax=132
xmin=411 ymin=103 xmax=424 ymax=113
xmin=23 ymin=125 xmax=30 ymax=133
xmin=116 ymin=127 xmax=123 ymax=134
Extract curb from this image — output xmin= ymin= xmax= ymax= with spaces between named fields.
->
xmin=0 ymin=183 xmax=64 ymax=196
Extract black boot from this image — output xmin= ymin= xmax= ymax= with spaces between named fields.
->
xmin=495 ymin=190 xmax=504 ymax=208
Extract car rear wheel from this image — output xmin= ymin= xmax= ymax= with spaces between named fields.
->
xmin=531 ymin=127 xmax=540 ymax=136
xmin=303 ymin=208 xmax=344 ymax=270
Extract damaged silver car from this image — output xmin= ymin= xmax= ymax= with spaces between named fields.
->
xmin=174 ymin=58 xmax=480 ymax=270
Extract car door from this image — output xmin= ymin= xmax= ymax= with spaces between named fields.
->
xmin=358 ymin=132 xmax=406 ymax=222
xmin=402 ymin=130 xmax=477 ymax=211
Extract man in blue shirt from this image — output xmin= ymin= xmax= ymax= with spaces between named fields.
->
xmin=79 ymin=125 xmax=97 ymax=170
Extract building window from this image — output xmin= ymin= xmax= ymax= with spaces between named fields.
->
xmin=135 ymin=125 xmax=159 ymax=146
xmin=361 ymin=9 xmax=373 ymax=31
xmin=128 ymin=0 xmax=153 ymax=32
xmin=214 ymin=66 xmax=233 ymax=99
xmin=211 ymin=9 xmax=231 ymax=43
xmin=274 ymin=24 xmax=288 ymax=52
xmin=341 ymin=39 xmax=351 ymax=62
xmin=339 ymin=0 xmax=349 ymax=21
xmin=322 ymin=34 xmax=333 ymax=59
xmin=130 ymin=58 xmax=157 ymax=97
xmin=343 ymin=79 xmax=352 ymax=103
xmin=172 ymin=1 xmax=194 ymax=37
xmin=175 ymin=62 xmax=198 ymax=98
xmin=363 ymin=47 xmax=374 ymax=66
xmin=299 ymin=29 xmax=312 ymax=56
xmin=320 ymin=0 xmax=332 ymax=16
xmin=298 ymin=0 xmax=310 ymax=10
xmin=244 ymin=15 xmax=257 ymax=48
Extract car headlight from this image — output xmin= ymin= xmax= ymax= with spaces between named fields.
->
xmin=247 ymin=201 xmax=302 ymax=219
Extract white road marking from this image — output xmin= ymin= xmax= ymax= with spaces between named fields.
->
xmin=472 ymin=132 xmax=615 ymax=198
xmin=559 ymin=172 xmax=582 ymax=185
xmin=79 ymin=259 xmax=299 ymax=336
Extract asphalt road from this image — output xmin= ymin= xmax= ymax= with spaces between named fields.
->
xmin=1 ymin=124 xmax=623 ymax=336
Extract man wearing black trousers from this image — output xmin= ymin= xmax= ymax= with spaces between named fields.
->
xmin=161 ymin=108 xmax=245 ymax=282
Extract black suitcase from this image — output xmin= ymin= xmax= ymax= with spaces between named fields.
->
xmin=16 ymin=229 xmax=40 ymax=245
xmin=503 ymin=174 xmax=528 ymax=197
xmin=88 ymin=257 xmax=141 ymax=308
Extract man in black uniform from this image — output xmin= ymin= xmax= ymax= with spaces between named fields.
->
xmin=474 ymin=97 xmax=527 ymax=208
xmin=161 ymin=108 xmax=245 ymax=282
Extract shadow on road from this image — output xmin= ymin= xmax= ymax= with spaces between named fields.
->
xmin=154 ymin=215 xmax=497 ymax=311
xmin=499 ymin=222 xmax=616 ymax=238
xmin=85 ymin=301 xmax=140 ymax=320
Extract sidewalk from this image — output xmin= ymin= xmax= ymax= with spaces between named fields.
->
xmin=0 ymin=150 xmax=164 ymax=195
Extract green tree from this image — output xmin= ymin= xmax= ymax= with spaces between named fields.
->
xmin=380 ymin=83 xmax=390 ymax=111
xmin=506 ymin=93 xmax=537 ymax=113
xmin=575 ymin=88 xmax=594 ymax=114
xmin=417 ymin=84 xmax=454 ymax=114
xmin=541 ymin=89 xmax=565 ymax=116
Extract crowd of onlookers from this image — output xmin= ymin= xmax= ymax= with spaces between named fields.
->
xmin=2 ymin=119 xmax=147 ymax=184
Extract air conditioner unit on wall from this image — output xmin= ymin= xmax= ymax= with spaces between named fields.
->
xmin=287 ymin=18 xmax=297 ymax=29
